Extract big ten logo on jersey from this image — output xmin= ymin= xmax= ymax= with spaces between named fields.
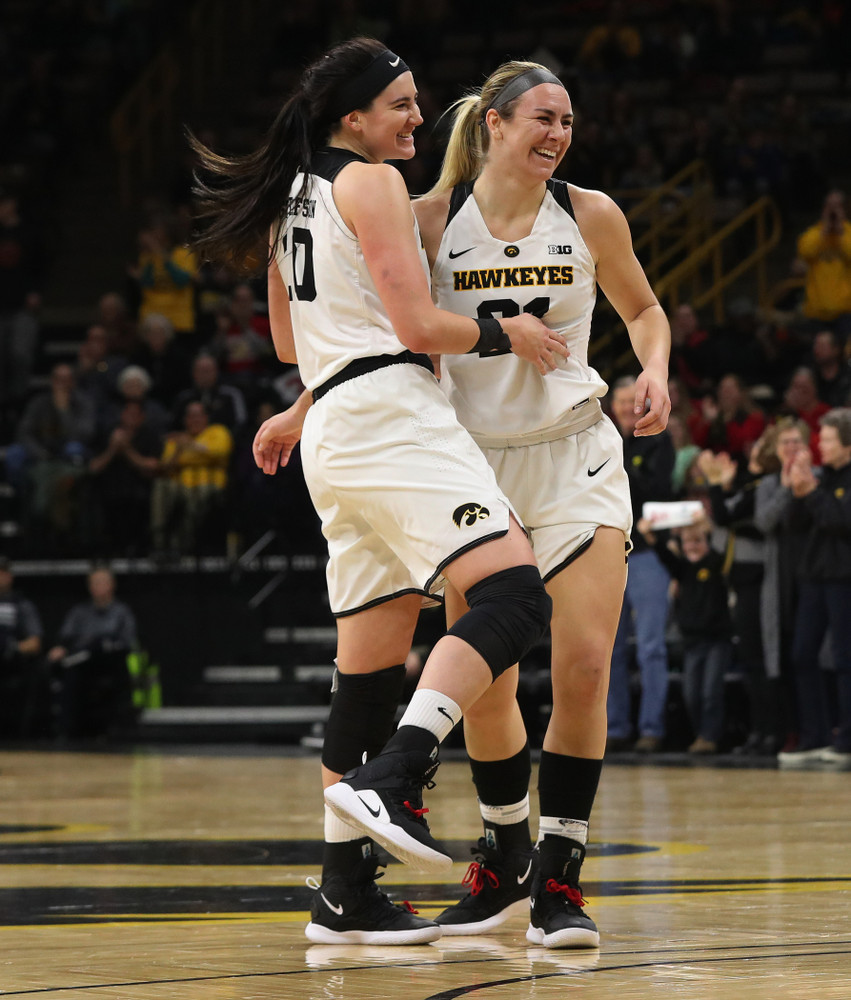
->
xmin=453 ymin=264 xmax=573 ymax=292
xmin=285 ymin=196 xmax=316 ymax=218
xmin=548 ymin=244 xmax=572 ymax=254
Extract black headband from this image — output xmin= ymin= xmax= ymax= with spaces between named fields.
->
xmin=325 ymin=49 xmax=410 ymax=123
xmin=486 ymin=67 xmax=565 ymax=114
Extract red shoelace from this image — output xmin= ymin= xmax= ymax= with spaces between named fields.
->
xmin=462 ymin=860 xmax=500 ymax=896
xmin=401 ymin=900 xmax=419 ymax=913
xmin=403 ymin=800 xmax=428 ymax=818
xmin=545 ymin=878 xmax=586 ymax=907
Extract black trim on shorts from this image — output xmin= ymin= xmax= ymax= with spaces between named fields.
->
xmin=312 ymin=351 xmax=434 ymax=402
xmin=424 ymin=528 xmax=510 ymax=595
xmin=333 ymin=587 xmax=439 ymax=619
xmin=541 ymin=532 xmax=595 ymax=584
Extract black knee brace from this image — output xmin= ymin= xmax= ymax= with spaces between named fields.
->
xmin=447 ymin=565 xmax=552 ymax=680
xmin=321 ymin=663 xmax=406 ymax=774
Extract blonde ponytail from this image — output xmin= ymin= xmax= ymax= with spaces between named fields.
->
xmin=426 ymin=61 xmax=561 ymax=198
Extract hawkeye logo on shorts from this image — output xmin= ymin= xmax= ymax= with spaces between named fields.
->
xmin=548 ymin=244 xmax=573 ymax=254
xmin=453 ymin=503 xmax=491 ymax=528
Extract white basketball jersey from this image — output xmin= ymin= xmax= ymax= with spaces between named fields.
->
xmin=433 ymin=180 xmax=608 ymax=445
xmin=274 ymin=147 xmax=430 ymax=391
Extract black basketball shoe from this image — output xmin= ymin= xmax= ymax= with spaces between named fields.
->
xmin=305 ymin=854 xmax=442 ymax=944
xmin=525 ymin=839 xmax=600 ymax=949
xmin=434 ymin=837 xmax=534 ymax=935
xmin=324 ymin=749 xmax=452 ymax=873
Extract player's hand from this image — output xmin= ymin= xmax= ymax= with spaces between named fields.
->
xmin=633 ymin=366 xmax=671 ymax=437
xmin=502 ymin=314 xmax=570 ymax=375
xmin=253 ymin=407 xmax=305 ymax=474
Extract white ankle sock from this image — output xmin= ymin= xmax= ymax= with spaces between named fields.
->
xmin=397 ymin=688 xmax=462 ymax=743
xmin=538 ymin=816 xmax=589 ymax=845
xmin=324 ymin=804 xmax=363 ymax=843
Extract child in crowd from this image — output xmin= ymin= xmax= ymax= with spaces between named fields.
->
xmin=637 ymin=514 xmax=733 ymax=753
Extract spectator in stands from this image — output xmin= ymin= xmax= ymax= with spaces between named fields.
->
xmin=607 ymin=376 xmax=676 ymax=753
xmin=780 ymin=366 xmax=830 ymax=459
xmin=95 ymin=291 xmax=137 ymax=357
xmin=700 ymin=439 xmax=775 ymax=754
xmin=703 ymin=373 xmax=766 ymax=461
xmin=668 ymin=303 xmax=715 ymax=399
xmin=88 ymin=398 xmax=162 ymax=557
xmin=754 ymin=417 xmax=812 ymax=753
xmin=127 ymin=215 xmax=201 ymax=363
xmin=210 ymin=281 xmax=274 ymax=400
xmin=0 ymin=556 xmax=45 ymax=738
xmin=74 ymin=323 xmax=128 ymax=423
xmin=5 ymin=363 xmax=95 ymax=550
xmin=778 ymin=408 xmax=851 ymax=766
xmin=0 ymin=190 xmax=43 ymax=442
xmin=47 ymin=566 xmax=138 ymax=740
xmin=131 ymin=313 xmax=190 ymax=407
xmin=172 ymin=352 xmax=246 ymax=431
xmin=637 ymin=513 xmax=733 ymax=754
xmin=578 ymin=1 xmax=643 ymax=78
xmin=667 ymin=412 xmax=701 ymax=497
xmin=151 ymin=400 xmax=233 ymax=555
xmin=811 ymin=329 xmax=851 ymax=407
xmin=104 ymin=364 xmax=169 ymax=437
xmin=794 ymin=189 xmax=851 ymax=340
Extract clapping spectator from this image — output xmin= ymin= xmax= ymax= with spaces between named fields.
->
xmin=151 ymin=401 xmax=233 ymax=555
xmin=74 ymin=323 xmax=127 ymax=423
xmin=88 ymin=399 xmax=162 ymax=556
xmin=778 ymin=409 xmax=851 ymax=766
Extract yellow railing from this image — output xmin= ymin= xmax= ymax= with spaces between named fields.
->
xmin=590 ymin=188 xmax=783 ymax=378
xmin=111 ymin=0 xmax=255 ymax=207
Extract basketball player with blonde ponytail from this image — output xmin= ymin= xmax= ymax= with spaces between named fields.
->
xmin=414 ymin=60 xmax=671 ymax=949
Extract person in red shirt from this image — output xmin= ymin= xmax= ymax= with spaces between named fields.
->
xmin=780 ymin=366 xmax=830 ymax=462
xmin=703 ymin=374 xmax=766 ymax=461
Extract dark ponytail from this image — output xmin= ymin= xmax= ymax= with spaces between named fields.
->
xmin=190 ymin=36 xmax=387 ymax=272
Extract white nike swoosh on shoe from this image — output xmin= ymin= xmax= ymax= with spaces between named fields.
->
xmin=321 ymin=893 xmax=343 ymax=915
xmin=517 ymin=859 xmax=533 ymax=885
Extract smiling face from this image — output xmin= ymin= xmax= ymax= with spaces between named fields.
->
xmin=343 ymin=71 xmax=423 ymax=163
xmin=487 ymin=82 xmax=573 ymax=180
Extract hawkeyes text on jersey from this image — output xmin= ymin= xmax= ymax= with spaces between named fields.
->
xmin=453 ymin=264 xmax=573 ymax=291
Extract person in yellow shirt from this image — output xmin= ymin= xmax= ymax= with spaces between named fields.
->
xmin=150 ymin=401 xmax=232 ymax=553
xmin=129 ymin=217 xmax=201 ymax=361
xmin=795 ymin=189 xmax=851 ymax=339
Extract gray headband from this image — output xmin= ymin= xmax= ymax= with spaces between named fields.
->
xmin=325 ymin=49 xmax=410 ymax=122
xmin=486 ymin=67 xmax=565 ymax=115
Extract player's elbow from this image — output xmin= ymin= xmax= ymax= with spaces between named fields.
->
xmin=393 ymin=316 xmax=435 ymax=355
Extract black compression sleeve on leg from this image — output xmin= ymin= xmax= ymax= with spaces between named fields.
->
xmin=538 ymin=750 xmax=603 ymax=823
xmin=447 ymin=565 xmax=551 ymax=680
xmin=321 ymin=663 xmax=406 ymax=774
xmin=469 ymin=743 xmax=532 ymax=806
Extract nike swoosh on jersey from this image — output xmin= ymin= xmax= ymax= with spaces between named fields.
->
xmin=388 ymin=55 xmax=401 ymax=67
xmin=588 ymin=458 xmax=611 ymax=477
xmin=357 ymin=791 xmax=388 ymax=821
xmin=517 ymin=859 xmax=533 ymax=885
xmin=448 ymin=246 xmax=476 ymax=259
xmin=321 ymin=893 xmax=344 ymax=915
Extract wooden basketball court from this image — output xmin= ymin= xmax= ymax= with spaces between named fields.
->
xmin=1 ymin=747 xmax=849 ymax=998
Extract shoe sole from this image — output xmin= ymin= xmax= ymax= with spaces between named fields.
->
xmin=526 ymin=922 xmax=600 ymax=949
xmin=304 ymin=921 xmax=443 ymax=945
xmin=324 ymin=782 xmax=453 ymax=874
xmin=436 ymin=897 xmax=529 ymax=936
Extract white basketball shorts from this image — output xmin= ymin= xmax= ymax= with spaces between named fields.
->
xmin=301 ymin=363 xmax=518 ymax=616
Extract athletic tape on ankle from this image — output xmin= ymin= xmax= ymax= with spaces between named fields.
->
xmin=479 ymin=794 xmax=530 ymax=825
xmin=538 ymin=816 xmax=589 ymax=844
